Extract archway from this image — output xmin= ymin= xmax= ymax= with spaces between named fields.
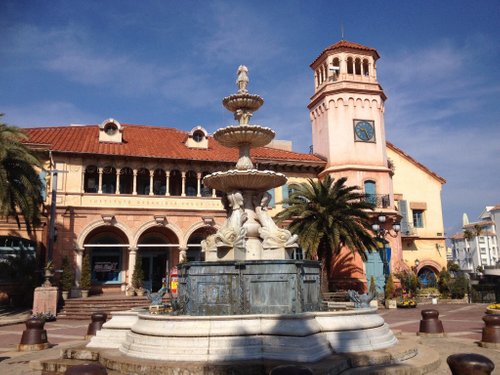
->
xmin=418 ymin=266 xmax=438 ymax=288
xmin=83 ymin=226 xmax=129 ymax=286
xmin=186 ymin=226 xmax=217 ymax=262
xmin=137 ymin=226 xmax=179 ymax=291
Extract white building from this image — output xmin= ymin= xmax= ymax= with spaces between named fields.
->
xmin=451 ymin=206 xmax=499 ymax=273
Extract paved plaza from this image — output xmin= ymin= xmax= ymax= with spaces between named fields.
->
xmin=0 ymin=303 xmax=499 ymax=374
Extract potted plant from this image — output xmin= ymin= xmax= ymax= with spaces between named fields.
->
xmin=131 ymin=256 xmax=145 ymax=296
xmin=384 ymin=273 xmax=397 ymax=309
xmin=60 ymin=256 xmax=74 ymax=300
xmin=80 ymin=254 xmax=92 ymax=298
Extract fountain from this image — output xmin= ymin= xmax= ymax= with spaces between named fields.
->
xmin=86 ymin=67 xmax=407 ymax=373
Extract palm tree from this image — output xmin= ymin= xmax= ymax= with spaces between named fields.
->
xmin=275 ymin=175 xmax=377 ymax=291
xmin=0 ymin=114 xmax=44 ymax=234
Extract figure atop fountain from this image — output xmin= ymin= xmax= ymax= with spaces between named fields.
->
xmin=236 ymin=65 xmax=249 ymax=93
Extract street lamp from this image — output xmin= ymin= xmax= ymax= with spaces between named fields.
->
xmin=372 ymin=215 xmax=401 ymax=239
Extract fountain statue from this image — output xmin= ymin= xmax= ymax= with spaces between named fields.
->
xmin=86 ymin=67 xmax=403 ymax=371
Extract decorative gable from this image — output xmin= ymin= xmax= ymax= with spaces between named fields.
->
xmin=185 ymin=126 xmax=208 ymax=149
xmin=99 ymin=118 xmax=123 ymax=143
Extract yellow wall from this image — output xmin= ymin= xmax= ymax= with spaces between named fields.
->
xmin=387 ymin=147 xmax=446 ymax=273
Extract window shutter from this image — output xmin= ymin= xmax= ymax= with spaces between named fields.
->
xmin=268 ymin=189 xmax=275 ymax=208
xmin=399 ymin=200 xmax=409 ymax=234
xmin=282 ymin=184 xmax=289 ymax=208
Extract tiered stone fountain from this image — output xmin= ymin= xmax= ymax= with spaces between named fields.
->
xmin=86 ymin=67 xmax=405 ymax=373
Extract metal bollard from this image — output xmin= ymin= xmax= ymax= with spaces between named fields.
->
xmin=65 ymin=363 xmax=108 ymax=375
xmin=85 ymin=312 xmax=108 ymax=339
xmin=270 ymin=365 xmax=313 ymax=375
xmin=447 ymin=353 xmax=495 ymax=375
xmin=17 ymin=317 xmax=50 ymax=351
xmin=418 ymin=309 xmax=445 ymax=336
xmin=479 ymin=314 xmax=500 ymax=349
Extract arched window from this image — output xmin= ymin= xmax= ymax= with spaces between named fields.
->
xmin=84 ymin=165 xmax=98 ymax=193
xmin=347 ymin=57 xmax=354 ymax=74
xmin=169 ymin=170 xmax=182 ymax=196
xmin=201 ymin=171 xmax=212 ymax=197
xmin=136 ymin=168 xmax=149 ymax=195
xmin=101 ymin=166 xmax=116 ymax=194
xmin=362 ymin=59 xmax=369 ymax=76
xmin=153 ymin=169 xmax=166 ymax=195
xmin=185 ymin=171 xmax=197 ymax=197
xmin=364 ymin=180 xmax=377 ymax=206
xmin=355 ymin=58 xmax=361 ymax=75
xmin=119 ymin=167 xmax=133 ymax=194
xmin=332 ymin=58 xmax=340 ymax=78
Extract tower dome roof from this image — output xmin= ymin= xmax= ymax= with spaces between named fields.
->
xmin=310 ymin=40 xmax=380 ymax=67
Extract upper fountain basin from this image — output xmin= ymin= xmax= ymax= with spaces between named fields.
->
xmin=214 ymin=125 xmax=275 ymax=148
xmin=203 ymin=169 xmax=287 ymax=193
xmin=223 ymin=93 xmax=264 ymax=113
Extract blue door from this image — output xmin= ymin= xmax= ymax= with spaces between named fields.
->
xmin=364 ymin=250 xmax=385 ymax=295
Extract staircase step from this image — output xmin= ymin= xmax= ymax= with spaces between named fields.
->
xmin=58 ymin=294 xmax=170 ymax=320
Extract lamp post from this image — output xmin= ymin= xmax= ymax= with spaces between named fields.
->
xmin=372 ymin=215 xmax=401 ymax=277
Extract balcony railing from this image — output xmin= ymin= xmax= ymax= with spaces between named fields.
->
xmin=361 ymin=194 xmax=390 ymax=208
xmin=399 ymin=222 xmax=417 ymax=237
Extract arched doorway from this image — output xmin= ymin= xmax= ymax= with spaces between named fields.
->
xmin=83 ymin=226 xmax=129 ymax=286
xmin=137 ymin=227 xmax=179 ymax=291
xmin=418 ymin=267 xmax=437 ymax=288
xmin=187 ymin=226 xmax=217 ymax=262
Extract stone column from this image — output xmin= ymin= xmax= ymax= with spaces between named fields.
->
xmin=128 ymin=247 xmax=138 ymax=287
xmin=196 ymin=172 xmax=202 ymax=197
xmin=81 ymin=169 xmax=85 ymax=193
xmin=98 ymin=168 xmax=103 ymax=194
xmin=149 ymin=170 xmax=154 ymax=196
xmin=165 ymin=171 xmax=170 ymax=196
xmin=132 ymin=169 xmax=138 ymax=195
xmin=115 ymin=168 xmax=121 ymax=194
xmin=181 ymin=171 xmax=186 ymax=197
xmin=74 ymin=247 xmax=84 ymax=288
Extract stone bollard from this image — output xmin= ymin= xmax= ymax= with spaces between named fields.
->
xmin=86 ymin=312 xmax=108 ymax=339
xmin=270 ymin=365 xmax=313 ymax=375
xmin=417 ymin=309 xmax=445 ymax=337
xmin=17 ymin=317 xmax=50 ymax=351
xmin=447 ymin=353 xmax=495 ymax=375
xmin=65 ymin=363 xmax=108 ymax=375
xmin=479 ymin=314 xmax=500 ymax=349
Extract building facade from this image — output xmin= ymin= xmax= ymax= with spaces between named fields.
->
xmin=451 ymin=206 xmax=499 ymax=273
xmin=0 ymin=40 xmax=447 ymax=298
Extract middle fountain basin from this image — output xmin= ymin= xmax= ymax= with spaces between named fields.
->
xmin=177 ymin=259 xmax=321 ymax=316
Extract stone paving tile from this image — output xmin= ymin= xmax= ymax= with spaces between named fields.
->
xmin=0 ymin=303 xmax=497 ymax=374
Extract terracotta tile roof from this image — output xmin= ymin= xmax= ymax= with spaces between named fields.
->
xmin=311 ymin=40 xmax=380 ymax=67
xmin=23 ymin=124 xmax=326 ymax=167
xmin=387 ymin=141 xmax=446 ymax=184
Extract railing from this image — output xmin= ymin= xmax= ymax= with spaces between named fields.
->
xmin=399 ymin=222 xmax=417 ymax=237
xmin=361 ymin=194 xmax=390 ymax=208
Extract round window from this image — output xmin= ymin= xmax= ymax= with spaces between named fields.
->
xmin=104 ymin=123 xmax=118 ymax=135
xmin=193 ymin=131 xmax=204 ymax=142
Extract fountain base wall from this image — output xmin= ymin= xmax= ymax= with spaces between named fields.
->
xmin=177 ymin=260 xmax=321 ymax=315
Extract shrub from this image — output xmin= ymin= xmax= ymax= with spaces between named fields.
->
xmin=60 ymin=256 xmax=74 ymax=292
xmin=385 ymin=274 xmax=396 ymax=299
xmin=80 ymin=254 xmax=92 ymax=290
xmin=369 ymin=275 xmax=377 ymax=296
xmin=437 ymin=267 xmax=451 ymax=298
xmin=132 ymin=256 xmax=144 ymax=289
xmin=450 ymin=274 xmax=468 ymax=299
xmin=395 ymin=270 xmax=419 ymax=296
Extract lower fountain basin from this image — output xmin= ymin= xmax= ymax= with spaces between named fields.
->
xmin=203 ymin=169 xmax=287 ymax=192
xmin=114 ymin=308 xmax=397 ymax=362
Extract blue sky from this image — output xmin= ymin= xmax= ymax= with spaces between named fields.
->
xmin=1 ymin=1 xmax=499 ymax=237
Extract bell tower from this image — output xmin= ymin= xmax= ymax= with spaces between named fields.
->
xmin=308 ymin=40 xmax=393 ymax=205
